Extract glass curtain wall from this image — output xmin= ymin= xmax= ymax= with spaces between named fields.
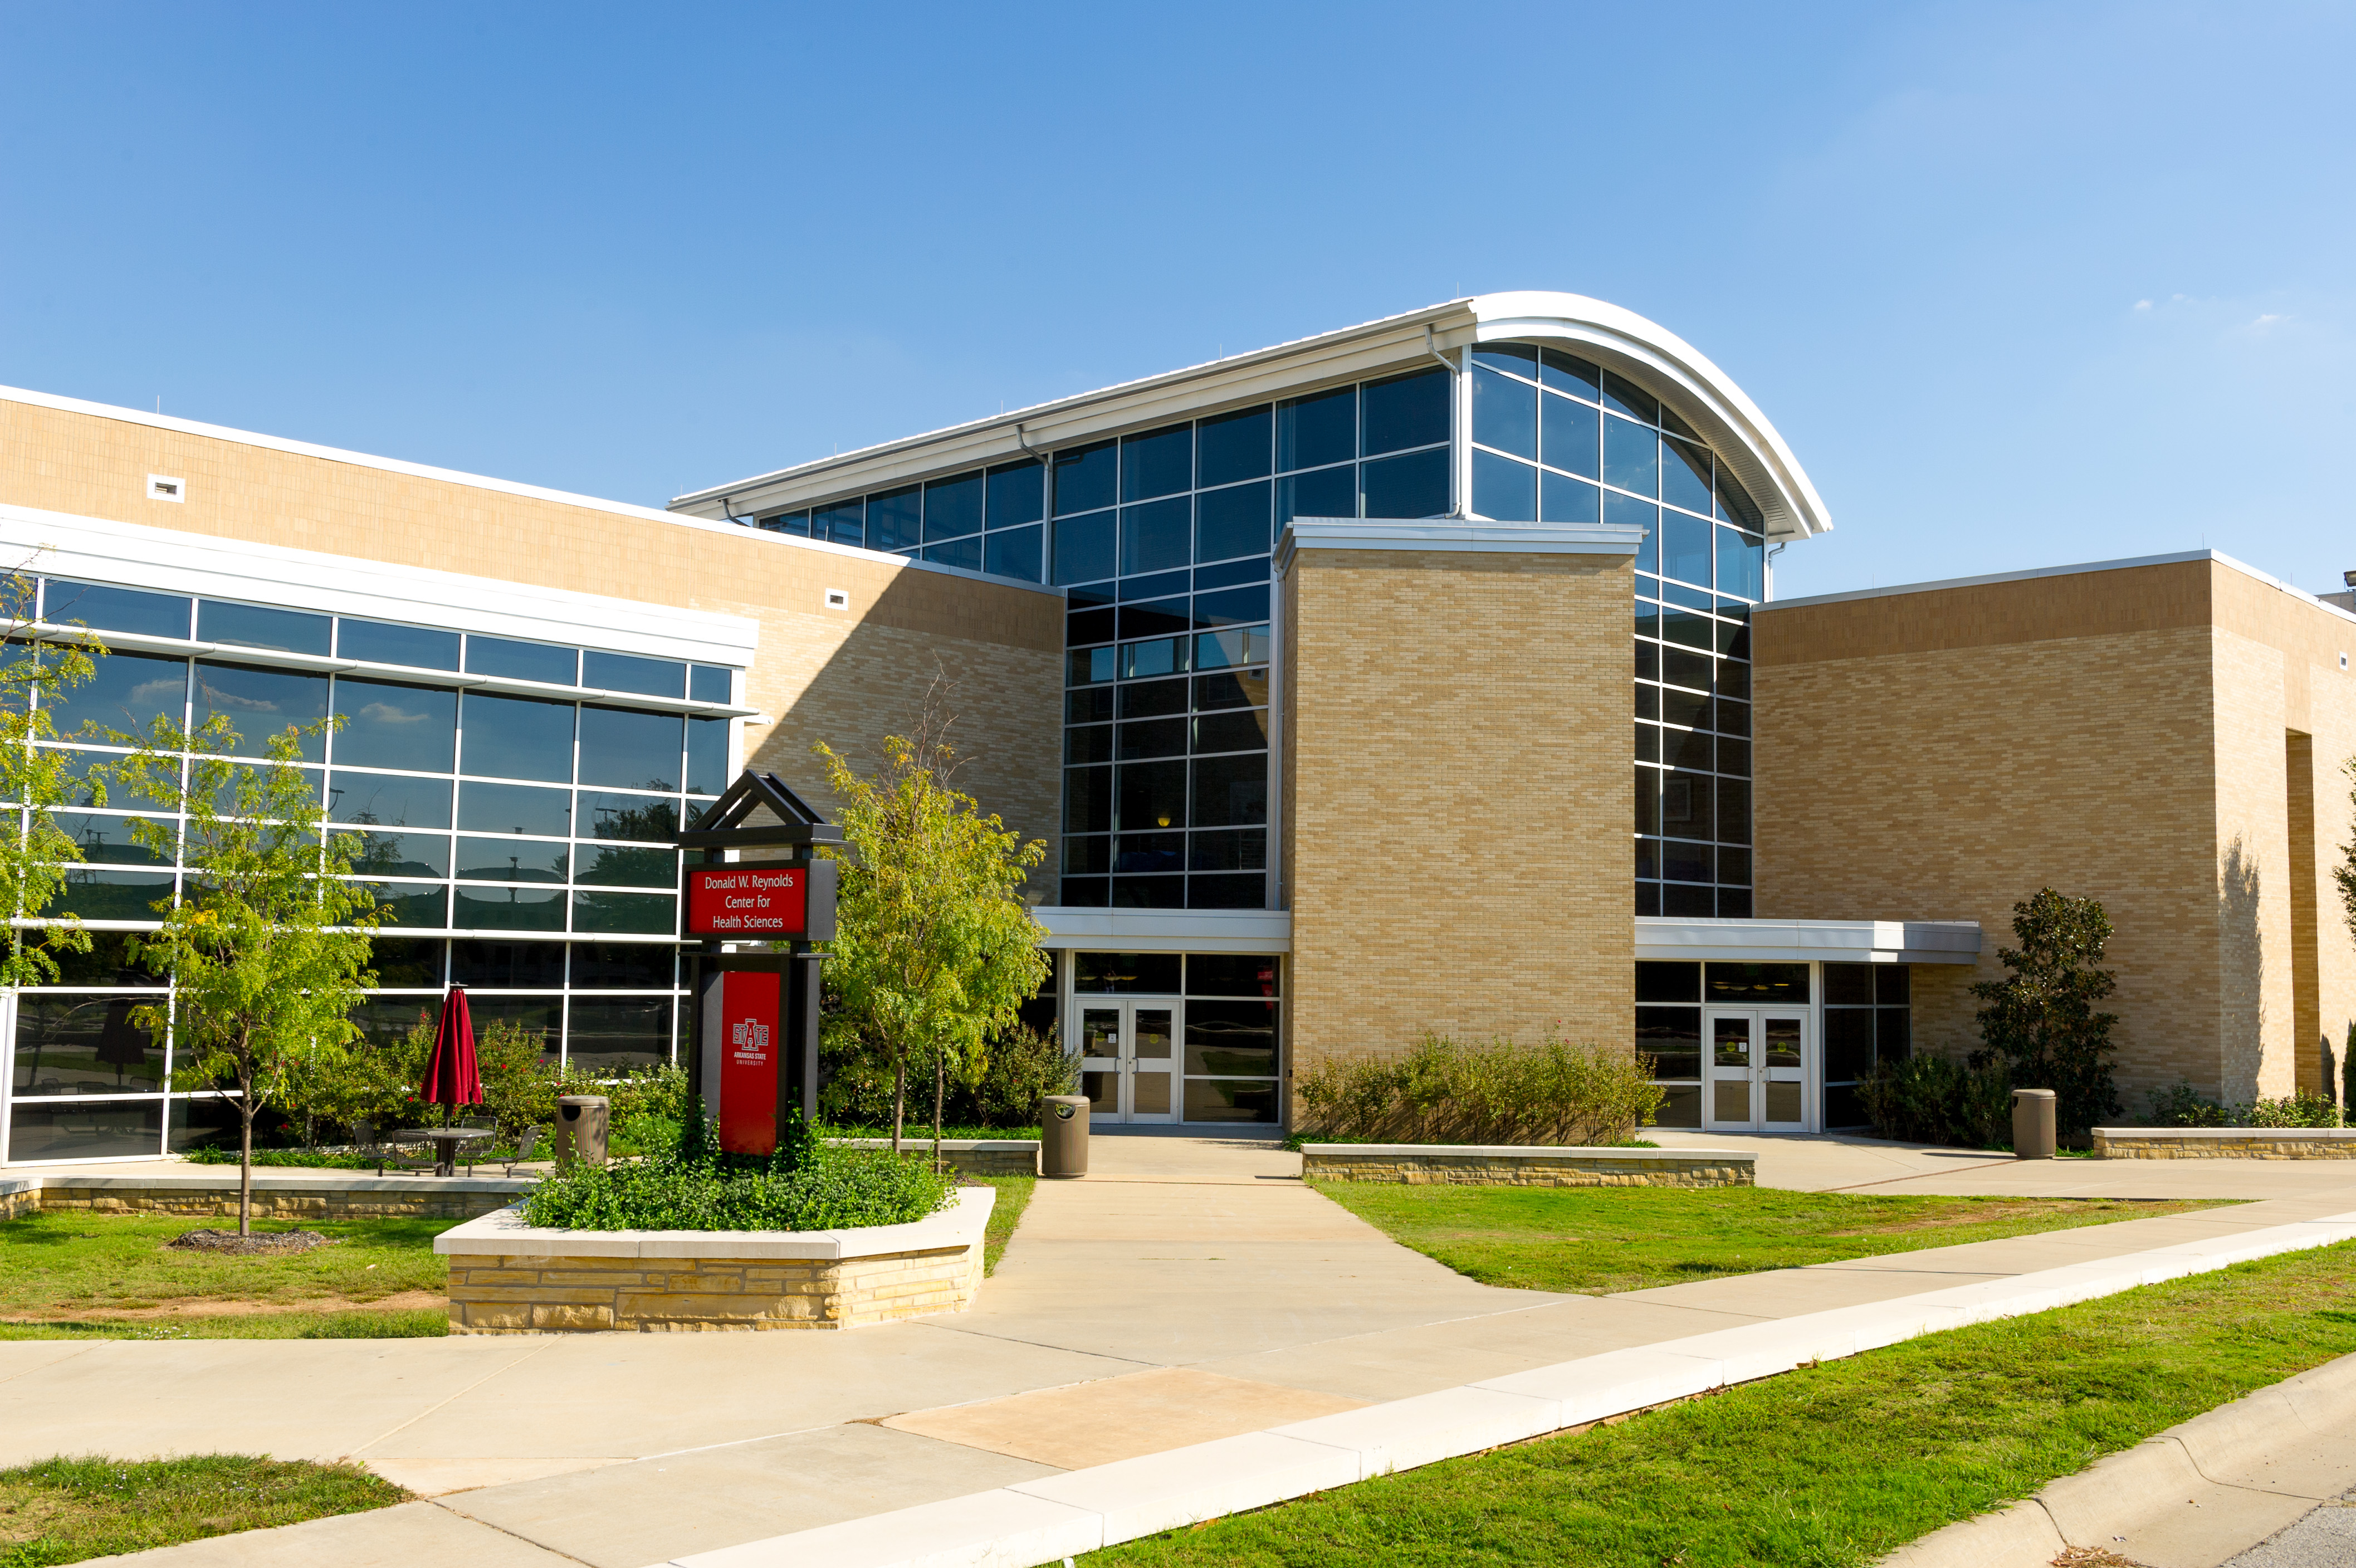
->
xmin=1071 ymin=950 xmax=1282 ymax=1124
xmin=759 ymin=461 xmax=1049 ymax=584
xmin=1061 ymin=367 xmax=1450 ymax=907
xmin=1463 ymin=341 xmax=1767 ymax=918
xmin=6 ymin=577 xmax=734 ymax=1162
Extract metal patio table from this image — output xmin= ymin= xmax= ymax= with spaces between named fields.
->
xmin=389 ymin=1126 xmax=495 ymax=1177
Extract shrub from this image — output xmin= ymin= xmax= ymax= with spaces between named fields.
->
xmin=1969 ymin=888 xmax=2122 ymax=1135
xmin=1294 ymin=1032 xmax=1663 ymax=1146
xmin=2239 ymin=1092 xmax=2343 ymax=1129
xmin=2146 ymin=1078 xmax=2228 ymax=1127
xmin=520 ymin=1106 xmax=956 ymax=1232
xmin=1857 ymin=1054 xmax=2013 ymax=1147
xmin=2142 ymin=1081 xmax=2342 ymax=1129
xmin=820 ymin=1019 xmax=1074 ymax=1131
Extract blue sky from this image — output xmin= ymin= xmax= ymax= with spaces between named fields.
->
xmin=4 ymin=2 xmax=2351 ymax=600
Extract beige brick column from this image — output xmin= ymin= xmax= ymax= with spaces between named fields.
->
xmin=1277 ymin=529 xmax=1638 ymax=1118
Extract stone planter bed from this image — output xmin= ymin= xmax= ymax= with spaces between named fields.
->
xmin=2092 ymin=1127 xmax=2356 ymax=1160
xmin=434 ymin=1185 xmax=995 ymax=1334
xmin=1301 ymin=1144 xmax=1756 ymax=1188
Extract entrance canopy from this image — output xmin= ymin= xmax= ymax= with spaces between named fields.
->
xmin=1636 ymin=916 xmax=1981 ymax=966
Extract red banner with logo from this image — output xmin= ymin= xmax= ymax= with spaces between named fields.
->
xmin=715 ymin=969 xmax=782 ymax=1155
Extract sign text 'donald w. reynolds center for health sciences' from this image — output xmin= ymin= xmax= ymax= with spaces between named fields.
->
xmin=685 ymin=866 xmax=809 ymax=937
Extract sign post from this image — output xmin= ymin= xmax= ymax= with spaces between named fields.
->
xmin=675 ymin=772 xmax=843 ymax=1155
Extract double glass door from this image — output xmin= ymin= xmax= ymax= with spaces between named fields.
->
xmin=1704 ymin=1009 xmax=1806 ymax=1131
xmin=1076 ymin=1000 xmax=1177 ymax=1124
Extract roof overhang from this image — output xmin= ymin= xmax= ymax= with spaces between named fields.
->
xmin=672 ymin=292 xmax=1830 ymax=544
xmin=1637 ymin=917 xmax=1982 ymax=965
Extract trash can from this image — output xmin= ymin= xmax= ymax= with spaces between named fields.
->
xmin=2011 ymin=1088 xmax=2057 ymax=1160
xmin=555 ymin=1095 xmax=610 ymax=1168
xmin=1040 ymin=1093 xmax=1089 ymax=1179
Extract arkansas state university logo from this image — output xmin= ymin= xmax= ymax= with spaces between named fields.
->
xmin=730 ymin=1018 xmax=771 ymax=1062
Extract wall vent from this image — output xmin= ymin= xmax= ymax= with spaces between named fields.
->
xmin=146 ymin=474 xmax=184 ymax=503
xmin=824 ymin=589 xmax=850 ymax=612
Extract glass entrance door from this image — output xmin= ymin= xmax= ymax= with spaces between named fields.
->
xmin=1703 ymin=1010 xmax=1808 ymax=1132
xmin=1073 ymin=1000 xmax=1179 ymax=1124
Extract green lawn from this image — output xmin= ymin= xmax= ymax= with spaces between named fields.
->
xmin=0 ymin=1213 xmax=454 ymax=1323
xmin=0 ymin=1308 xmax=448 ymax=1342
xmin=1313 ymin=1183 xmax=2233 ymax=1295
xmin=973 ymin=1174 xmax=1035 ymax=1275
xmin=0 ymin=1454 xmax=408 ymax=1565
xmin=1092 ymin=1242 xmax=2356 ymax=1567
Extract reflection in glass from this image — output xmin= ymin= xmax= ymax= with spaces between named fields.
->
xmin=457 ymin=780 xmax=570 ymax=838
xmin=456 ymin=837 xmax=568 ymax=883
xmin=578 ymin=707 xmax=682 ymax=791
xmin=571 ymin=891 xmax=674 ymax=935
xmin=466 ymin=636 xmax=576 ymax=685
xmin=333 ymin=679 xmax=457 ymax=773
xmin=13 ymin=996 xmax=164 ymax=1094
xmin=195 ymin=663 xmax=328 ymax=759
xmin=42 ymin=579 xmax=189 ymax=639
xmin=1277 ymin=385 xmax=1355 ymax=472
xmin=460 ymin=695 xmax=574 ymax=783
xmin=330 ymin=770 xmax=452 ymax=829
xmin=8 ymin=1099 xmax=163 ymax=1161
xmin=46 ymin=651 xmax=188 ymax=741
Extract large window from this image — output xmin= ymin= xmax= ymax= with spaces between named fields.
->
xmin=1057 ymin=369 xmax=1448 ymax=908
xmin=6 ymin=578 xmax=740 ymax=1161
xmin=1823 ymin=963 xmax=1909 ymax=1127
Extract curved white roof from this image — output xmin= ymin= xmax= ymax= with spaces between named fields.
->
xmin=676 ymin=292 xmax=1831 ymax=543
xmin=1464 ymin=292 xmax=1830 ymax=541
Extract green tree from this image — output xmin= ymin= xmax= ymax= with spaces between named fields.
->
xmin=1968 ymin=887 xmax=2122 ymax=1135
xmin=0 ymin=568 xmax=107 ymax=985
xmin=817 ymin=727 xmax=1049 ymax=1161
xmin=2335 ymin=760 xmax=2356 ymax=957
xmin=111 ymin=715 xmax=382 ymax=1234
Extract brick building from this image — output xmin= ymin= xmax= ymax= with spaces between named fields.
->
xmin=1 ymin=291 xmax=2348 ymax=1158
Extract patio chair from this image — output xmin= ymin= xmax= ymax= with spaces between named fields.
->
xmin=376 ymin=1129 xmax=437 ymax=1177
xmin=496 ymin=1126 xmax=542 ymax=1176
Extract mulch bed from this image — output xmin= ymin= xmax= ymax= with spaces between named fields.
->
xmin=166 ymin=1230 xmax=339 ymax=1256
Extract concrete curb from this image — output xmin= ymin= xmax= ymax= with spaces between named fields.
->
xmin=1883 ymin=1352 xmax=2356 ymax=1566
xmin=643 ymin=1212 xmax=2356 ymax=1568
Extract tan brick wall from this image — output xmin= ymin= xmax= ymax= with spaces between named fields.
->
xmin=0 ymin=399 xmax=1067 ymax=888
xmin=1280 ymin=548 xmax=1634 ymax=1113
xmin=1756 ymin=558 xmax=2356 ymax=1109
xmin=446 ymin=1244 xmax=980 ymax=1333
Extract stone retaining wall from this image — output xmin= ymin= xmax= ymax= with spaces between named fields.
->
xmin=0 ymin=1173 xmax=527 ymax=1220
xmin=2092 ymin=1127 xmax=2356 ymax=1160
xmin=434 ymin=1186 xmax=994 ymax=1334
xmin=1302 ymin=1144 xmax=1755 ymax=1188
xmin=446 ymin=1245 xmax=980 ymax=1333
xmin=827 ymin=1139 xmax=1038 ymax=1177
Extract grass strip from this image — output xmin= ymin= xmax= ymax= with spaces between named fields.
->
xmin=974 ymin=1175 xmax=1035 ymax=1276
xmin=1312 ymin=1183 xmax=2233 ymax=1294
xmin=0 ymin=1453 xmax=408 ymax=1565
xmin=0 ymin=1213 xmax=453 ymax=1317
xmin=0 ymin=1308 xmax=446 ymax=1342
xmin=1092 ymin=1242 xmax=2356 ymax=1567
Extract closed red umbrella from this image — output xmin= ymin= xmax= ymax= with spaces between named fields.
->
xmin=419 ymin=984 xmax=482 ymax=1120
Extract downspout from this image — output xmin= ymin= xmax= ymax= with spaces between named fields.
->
xmin=1425 ymin=325 xmax=1466 ymax=519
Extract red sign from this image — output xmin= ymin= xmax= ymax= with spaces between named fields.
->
xmin=715 ymin=969 xmax=781 ymax=1155
xmin=686 ymin=866 xmax=809 ymax=937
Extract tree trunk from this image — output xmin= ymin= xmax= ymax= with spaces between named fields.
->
xmin=891 ymin=1056 xmax=905 ymax=1155
xmin=932 ymin=1043 xmax=945 ymax=1175
xmin=237 ymin=1067 xmax=256 ymax=1238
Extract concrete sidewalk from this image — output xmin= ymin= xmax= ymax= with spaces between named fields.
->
xmin=21 ymin=1130 xmax=2356 ymax=1566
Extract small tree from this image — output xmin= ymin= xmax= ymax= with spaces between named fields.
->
xmin=817 ymin=722 xmax=1049 ymax=1162
xmin=1968 ymin=887 xmax=2122 ymax=1135
xmin=2337 ymin=759 xmax=2356 ymax=954
xmin=113 ymin=715 xmax=382 ymax=1234
xmin=0 ymin=567 xmax=107 ymax=985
